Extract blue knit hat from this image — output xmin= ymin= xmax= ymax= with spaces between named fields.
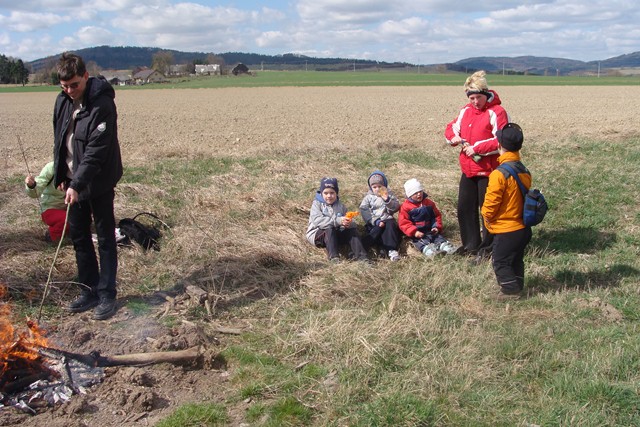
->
xmin=318 ymin=177 xmax=339 ymax=194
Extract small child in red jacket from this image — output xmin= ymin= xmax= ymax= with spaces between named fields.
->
xmin=398 ymin=178 xmax=461 ymax=258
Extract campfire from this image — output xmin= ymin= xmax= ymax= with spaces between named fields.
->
xmin=1 ymin=286 xmax=105 ymax=413
xmin=1 ymin=285 xmax=208 ymax=415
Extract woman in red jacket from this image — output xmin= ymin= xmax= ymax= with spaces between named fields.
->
xmin=444 ymin=70 xmax=509 ymax=260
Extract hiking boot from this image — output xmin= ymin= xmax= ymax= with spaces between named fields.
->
xmin=93 ymin=296 xmax=117 ymax=320
xmin=68 ymin=292 xmax=99 ymax=313
xmin=388 ymin=250 xmax=401 ymax=261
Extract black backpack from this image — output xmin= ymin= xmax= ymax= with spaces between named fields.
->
xmin=117 ymin=212 xmax=168 ymax=250
xmin=498 ymin=162 xmax=548 ymax=227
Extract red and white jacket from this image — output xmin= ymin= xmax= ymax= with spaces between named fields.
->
xmin=444 ymin=90 xmax=509 ymax=178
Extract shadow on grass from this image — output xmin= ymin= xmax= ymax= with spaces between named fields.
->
xmin=134 ymin=253 xmax=317 ymax=313
xmin=533 ymin=226 xmax=617 ymax=254
xmin=0 ymin=228 xmax=58 ymax=257
xmin=528 ymin=263 xmax=640 ymax=295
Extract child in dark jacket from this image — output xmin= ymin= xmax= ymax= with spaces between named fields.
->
xmin=398 ymin=178 xmax=460 ymax=258
xmin=306 ymin=177 xmax=368 ymax=263
xmin=359 ymin=170 xmax=401 ymax=261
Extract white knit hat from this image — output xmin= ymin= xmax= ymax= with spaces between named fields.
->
xmin=404 ymin=178 xmax=424 ymax=198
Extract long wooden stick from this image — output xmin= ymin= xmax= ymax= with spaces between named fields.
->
xmin=37 ymin=202 xmax=71 ymax=322
xmin=16 ymin=135 xmax=33 ymax=176
xmin=17 ymin=134 xmax=43 ymax=213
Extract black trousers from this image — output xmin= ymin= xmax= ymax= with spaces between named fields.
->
xmin=458 ymin=173 xmax=493 ymax=255
xmin=68 ymin=189 xmax=118 ymax=298
xmin=315 ymin=226 xmax=367 ymax=260
xmin=363 ymin=218 xmax=400 ymax=252
xmin=491 ymin=227 xmax=532 ymax=294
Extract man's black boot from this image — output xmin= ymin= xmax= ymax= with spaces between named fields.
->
xmin=68 ymin=292 xmax=99 ymax=313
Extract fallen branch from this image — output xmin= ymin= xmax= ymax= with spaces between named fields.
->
xmin=97 ymin=346 xmax=202 ymax=367
xmin=39 ymin=345 xmax=203 ymax=367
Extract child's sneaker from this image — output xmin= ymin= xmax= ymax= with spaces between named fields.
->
xmin=388 ymin=250 xmax=401 ymax=261
xmin=439 ymin=241 xmax=463 ymax=255
xmin=422 ymin=244 xmax=440 ymax=258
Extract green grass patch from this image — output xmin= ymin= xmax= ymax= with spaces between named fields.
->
xmin=2 ymin=71 xmax=639 ymax=93
xmin=125 ymin=298 xmax=152 ymax=316
xmin=155 ymin=402 xmax=228 ymax=427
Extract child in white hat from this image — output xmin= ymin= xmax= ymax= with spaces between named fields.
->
xmin=398 ymin=178 xmax=461 ymax=258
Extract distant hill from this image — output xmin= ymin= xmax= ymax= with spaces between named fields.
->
xmin=450 ymin=51 xmax=640 ymax=75
xmin=27 ymin=45 xmax=410 ymax=73
xmin=593 ymin=51 xmax=640 ymax=68
xmin=26 ymin=45 xmax=640 ymax=76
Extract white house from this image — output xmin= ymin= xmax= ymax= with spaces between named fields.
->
xmin=133 ymin=69 xmax=165 ymax=84
xmin=195 ymin=64 xmax=220 ymax=75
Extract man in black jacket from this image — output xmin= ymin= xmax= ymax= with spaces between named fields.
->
xmin=53 ymin=52 xmax=123 ymax=320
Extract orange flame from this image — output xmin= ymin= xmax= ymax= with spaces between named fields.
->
xmin=1 ymin=284 xmax=50 ymax=378
xmin=345 ymin=211 xmax=360 ymax=219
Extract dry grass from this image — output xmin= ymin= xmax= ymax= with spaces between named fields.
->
xmin=2 ymin=86 xmax=640 ymax=425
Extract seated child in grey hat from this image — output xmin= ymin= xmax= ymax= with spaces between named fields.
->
xmin=398 ymin=178 xmax=461 ymax=258
xmin=359 ymin=170 xmax=401 ymax=261
xmin=306 ymin=177 xmax=369 ymax=263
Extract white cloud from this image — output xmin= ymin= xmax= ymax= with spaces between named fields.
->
xmin=296 ymin=0 xmax=402 ymax=27
xmin=76 ymin=26 xmax=114 ymax=45
xmin=0 ymin=31 xmax=9 ymax=46
xmin=1 ymin=0 xmax=639 ymax=64
xmin=254 ymin=7 xmax=286 ymax=23
xmin=115 ymin=4 xmax=250 ymax=34
xmin=379 ymin=17 xmax=430 ymax=36
xmin=256 ymin=31 xmax=290 ymax=48
xmin=0 ymin=11 xmax=70 ymax=32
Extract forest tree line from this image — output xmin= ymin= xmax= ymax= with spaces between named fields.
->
xmin=0 ymin=54 xmax=29 ymax=85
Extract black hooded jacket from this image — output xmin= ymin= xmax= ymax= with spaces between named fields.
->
xmin=53 ymin=76 xmax=123 ymax=200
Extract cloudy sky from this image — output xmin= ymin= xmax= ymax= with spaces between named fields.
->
xmin=1 ymin=0 xmax=638 ymax=64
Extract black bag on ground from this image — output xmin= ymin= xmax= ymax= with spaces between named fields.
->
xmin=117 ymin=212 xmax=166 ymax=250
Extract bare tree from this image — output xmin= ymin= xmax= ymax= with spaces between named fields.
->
xmin=152 ymin=51 xmax=174 ymax=76
xmin=205 ymin=54 xmax=225 ymax=67
xmin=86 ymin=60 xmax=101 ymax=76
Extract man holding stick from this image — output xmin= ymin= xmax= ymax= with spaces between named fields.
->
xmin=52 ymin=52 xmax=122 ymax=320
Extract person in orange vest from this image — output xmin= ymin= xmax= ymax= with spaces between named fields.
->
xmin=481 ymin=123 xmax=532 ymax=300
